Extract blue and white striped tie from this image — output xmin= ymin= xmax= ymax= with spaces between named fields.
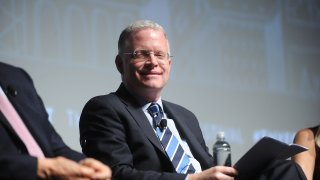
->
xmin=148 ymin=103 xmax=195 ymax=174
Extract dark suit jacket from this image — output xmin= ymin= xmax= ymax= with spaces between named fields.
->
xmin=80 ymin=83 xmax=214 ymax=180
xmin=0 ymin=62 xmax=84 ymax=180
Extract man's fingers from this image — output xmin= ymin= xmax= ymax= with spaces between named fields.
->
xmin=79 ymin=158 xmax=112 ymax=180
xmin=213 ymin=166 xmax=238 ymax=176
xmin=77 ymin=165 xmax=95 ymax=178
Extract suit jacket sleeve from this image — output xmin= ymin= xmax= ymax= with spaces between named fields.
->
xmin=80 ymin=95 xmax=186 ymax=180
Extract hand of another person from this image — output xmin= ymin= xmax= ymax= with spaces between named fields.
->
xmin=79 ymin=158 xmax=112 ymax=180
xmin=37 ymin=156 xmax=110 ymax=180
xmin=188 ymin=166 xmax=238 ymax=180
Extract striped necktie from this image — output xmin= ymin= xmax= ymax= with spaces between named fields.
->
xmin=0 ymin=86 xmax=44 ymax=158
xmin=148 ymin=103 xmax=195 ymax=174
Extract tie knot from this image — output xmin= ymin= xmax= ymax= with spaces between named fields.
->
xmin=148 ymin=103 xmax=162 ymax=118
xmin=147 ymin=103 xmax=163 ymax=128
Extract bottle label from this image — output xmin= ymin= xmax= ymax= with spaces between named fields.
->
xmin=214 ymin=149 xmax=231 ymax=166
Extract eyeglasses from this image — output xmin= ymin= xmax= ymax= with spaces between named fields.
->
xmin=122 ymin=50 xmax=172 ymax=63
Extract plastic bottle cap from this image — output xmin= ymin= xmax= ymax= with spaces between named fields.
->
xmin=217 ymin=131 xmax=225 ymax=139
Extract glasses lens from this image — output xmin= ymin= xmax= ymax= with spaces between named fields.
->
xmin=154 ymin=51 xmax=167 ymax=59
xmin=126 ymin=50 xmax=171 ymax=63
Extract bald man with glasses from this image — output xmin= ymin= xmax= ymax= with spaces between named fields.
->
xmin=79 ymin=20 xmax=306 ymax=180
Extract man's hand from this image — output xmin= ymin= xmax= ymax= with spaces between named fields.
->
xmin=188 ymin=166 xmax=238 ymax=180
xmin=79 ymin=158 xmax=112 ymax=180
xmin=37 ymin=157 xmax=111 ymax=180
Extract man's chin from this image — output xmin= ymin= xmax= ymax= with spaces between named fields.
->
xmin=141 ymin=83 xmax=163 ymax=90
xmin=140 ymin=79 xmax=161 ymax=87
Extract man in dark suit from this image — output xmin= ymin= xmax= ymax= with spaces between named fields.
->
xmin=0 ymin=62 xmax=112 ymax=180
xmin=79 ymin=20 xmax=237 ymax=180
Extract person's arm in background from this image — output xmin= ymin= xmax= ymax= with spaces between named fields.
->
xmin=38 ymin=157 xmax=112 ymax=180
xmin=21 ymin=65 xmax=112 ymax=180
xmin=292 ymin=128 xmax=316 ymax=180
xmin=0 ymin=153 xmax=111 ymax=180
xmin=0 ymin=62 xmax=112 ymax=180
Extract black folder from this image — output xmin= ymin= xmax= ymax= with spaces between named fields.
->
xmin=234 ymin=136 xmax=307 ymax=179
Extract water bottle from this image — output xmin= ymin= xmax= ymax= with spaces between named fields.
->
xmin=213 ymin=131 xmax=232 ymax=166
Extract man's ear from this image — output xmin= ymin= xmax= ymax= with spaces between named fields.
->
xmin=115 ymin=55 xmax=124 ymax=74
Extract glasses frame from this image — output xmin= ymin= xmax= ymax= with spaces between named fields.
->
xmin=122 ymin=50 xmax=172 ymax=64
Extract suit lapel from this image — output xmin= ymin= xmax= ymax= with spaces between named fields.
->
xmin=115 ymin=84 xmax=166 ymax=154
xmin=127 ymin=106 xmax=165 ymax=153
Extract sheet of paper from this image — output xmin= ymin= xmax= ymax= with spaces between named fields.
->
xmin=233 ymin=136 xmax=308 ymax=179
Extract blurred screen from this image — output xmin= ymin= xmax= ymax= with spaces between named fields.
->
xmin=1 ymin=0 xmax=319 ymax=162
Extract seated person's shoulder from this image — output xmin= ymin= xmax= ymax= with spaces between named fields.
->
xmin=294 ymin=128 xmax=315 ymax=145
xmin=87 ymin=93 xmax=116 ymax=104
xmin=163 ymin=101 xmax=190 ymax=111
